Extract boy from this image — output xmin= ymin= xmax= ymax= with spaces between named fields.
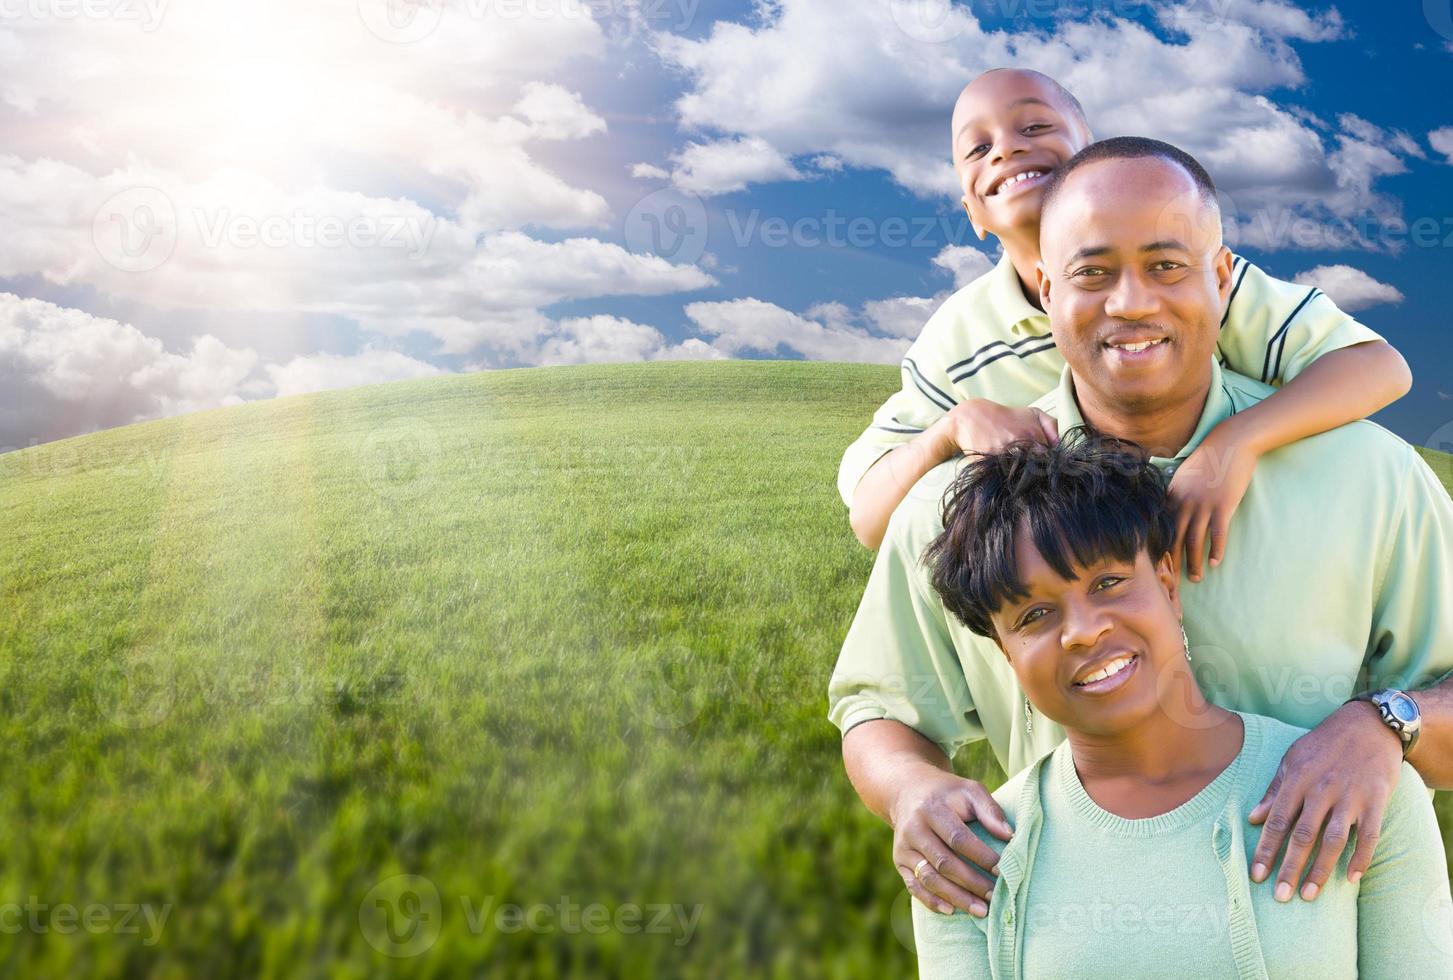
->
xmin=841 ymin=68 xmax=1411 ymax=580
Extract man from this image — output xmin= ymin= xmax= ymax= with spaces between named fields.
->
xmin=829 ymin=136 xmax=1453 ymax=924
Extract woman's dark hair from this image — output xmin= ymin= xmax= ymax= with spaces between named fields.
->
xmin=923 ymin=429 xmax=1176 ymax=638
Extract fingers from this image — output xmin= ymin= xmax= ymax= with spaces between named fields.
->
xmin=1182 ymin=508 xmax=1208 ymax=582
xmin=1248 ymin=771 xmax=1280 ymax=825
xmin=1248 ymin=770 xmax=1289 ymax=879
xmin=1298 ymin=805 xmax=1355 ymax=901
xmin=1034 ymin=409 xmax=1060 ymax=445
xmin=1345 ymin=802 xmax=1386 ymax=886
xmin=1270 ymin=800 xmax=1333 ymax=903
xmin=1170 ymin=506 xmax=1191 ymax=582
xmin=924 ymin=810 xmax=999 ymax=896
xmin=1206 ymin=508 xmax=1230 ymax=569
xmin=897 ymin=861 xmax=958 ymax=917
xmin=964 ymin=783 xmax=1014 ymax=841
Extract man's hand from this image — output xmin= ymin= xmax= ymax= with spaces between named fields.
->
xmin=890 ymin=767 xmax=1013 ymax=918
xmin=1248 ymin=700 xmax=1404 ymax=901
xmin=929 ymin=398 xmax=1059 ymax=461
xmin=1168 ymin=429 xmax=1259 ymax=582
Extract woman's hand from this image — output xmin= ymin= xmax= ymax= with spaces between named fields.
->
xmin=889 ymin=768 xmax=1013 ymax=918
xmin=1168 ymin=426 xmax=1261 ymax=581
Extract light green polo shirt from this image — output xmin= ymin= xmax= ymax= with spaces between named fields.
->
xmin=828 ymin=360 xmax=1453 ymax=778
xmin=837 ymin=252 xmax=1385 ymax=507
xmin=910 ymin=711 xmax=1453 ymax=979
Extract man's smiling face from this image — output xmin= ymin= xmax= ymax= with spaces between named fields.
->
xmin=1036 ymin=156 xmax=1234 ymax=414
xmin=951 ymin=69 xmax=1091 ymax=241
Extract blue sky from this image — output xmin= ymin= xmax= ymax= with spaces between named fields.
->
xmin=1 ymin=0 xmax=1450 ymax=451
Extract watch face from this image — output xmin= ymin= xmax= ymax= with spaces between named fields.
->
xmin=1389 ymin=694 xmax=1418 ymax=723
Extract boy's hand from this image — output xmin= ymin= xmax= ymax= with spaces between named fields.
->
xmin=930 ymin=398 xmax=1059 ymax=461
xmin=1168 ymin=428 xmax=1260 ymax=581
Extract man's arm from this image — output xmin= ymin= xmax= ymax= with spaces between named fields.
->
xmin=1248 ymin=448 xmax=1453 ymax=901
xmin=829 ymin=499 xmax=1009 ymax=916
xmin=843 ymin=719 xmax=1009 ymax=917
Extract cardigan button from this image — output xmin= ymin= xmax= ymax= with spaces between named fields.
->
xmin=1003 ymin=908 xmax=1014 ymax=925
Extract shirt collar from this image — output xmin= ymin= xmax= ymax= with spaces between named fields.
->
xmin=983 ymin=252 xmax=1049 ymax=336
xmin=1048 ymin=358 xmax=1235 ymax=465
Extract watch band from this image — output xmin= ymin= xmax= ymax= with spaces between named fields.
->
xmin=1348 ymin=688 xmax=1421 ymax=759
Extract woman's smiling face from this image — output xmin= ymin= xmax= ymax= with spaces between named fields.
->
xmin=988 ymin=522 xmax=1186 ymax=737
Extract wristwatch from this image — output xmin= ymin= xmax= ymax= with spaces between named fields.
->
xmin=1348 ymin=689 xmax=1422 ymax=758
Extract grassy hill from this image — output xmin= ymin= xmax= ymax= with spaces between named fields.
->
xmin=1 ymin=360 xmax=1450 ymax=978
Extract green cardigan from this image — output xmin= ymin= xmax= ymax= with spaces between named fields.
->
xmin=911 ymin=711 xmax=1453 ymax=978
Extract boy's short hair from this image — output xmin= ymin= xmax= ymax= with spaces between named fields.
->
xmin=1038 ymin=135 xmax=1218 ymax=224
xmin=974 ymin=67 xmax=1090 ymax=134
xmin=922 ymin=430 xmax=1176 ymax=638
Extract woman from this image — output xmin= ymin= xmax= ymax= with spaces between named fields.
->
xmin=910 ymin=431 xmax=1453 ymax=978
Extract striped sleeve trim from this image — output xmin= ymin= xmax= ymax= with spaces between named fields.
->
xmin=949 ymin=336 xmax=1057 ymax=384
xmin=945 ymin=331 xmax=1056 ymax=374
xmin=903 ymin=357 xmax=957 ymax=411
xmin=1220 ymin=257 xmax=1250 ymax=329
xmin=1260 ymin=287 xmax=1322 ymax=384
xmin=873 ymin=421 xmax=926 ymax=434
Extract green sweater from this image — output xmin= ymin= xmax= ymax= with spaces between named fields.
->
xmin=911 ymin=711 xmax=1453 ymax=978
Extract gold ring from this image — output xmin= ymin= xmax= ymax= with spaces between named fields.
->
xmin=913 ymin=858 xmax=932 ymax=879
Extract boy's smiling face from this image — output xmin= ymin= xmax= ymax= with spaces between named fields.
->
xmin=952 ymin=69 xmax=1092 ymax=242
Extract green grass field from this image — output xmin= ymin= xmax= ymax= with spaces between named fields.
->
xmin=1 ymin=360 xmax=1450 ymax=978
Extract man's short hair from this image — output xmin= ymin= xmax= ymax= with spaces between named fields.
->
xmin=1039 ymin=135 xmax=1218 ymax=225
xmin=922 ymin=430 xmax=1176 ymax=638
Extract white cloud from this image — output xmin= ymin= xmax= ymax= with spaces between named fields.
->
xmin=669 ymin=136 xmax=804 ymax=196
xmin=0 ymin=293 xmax=256 ymax=448
xmin=513 ymin=82 xmax=607 ymax=141
xmin=266 ymin=347 xmax=445 ymax=398
xmin=533 ymin=314 xmax=724 ymax=365
xmin=1430 ymin=127 xmax=1453 ymax=165
xmin=931 ymin=244 xmax=995 ymax=288
xmin=652 ymin=0 xmax=1415 ymax=247
xmin=631 ymin=162 xmax=671 ymax=179
xmin=1292 ymin=264 xmax=1404 ymax=312
xmin=0 ymin=160 xmax=716 ymax=355
xmin=684 ymin=297 xmax=910 ymax=362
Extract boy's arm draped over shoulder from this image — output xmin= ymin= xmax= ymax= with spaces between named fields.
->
xmin=1213 ymin=257 xmax=1398 ymax=387
xmin=837 ymin=327 xmax=961 ymax=511
xmin=839 ymin=262 xmax=1061 ymax=550
xmin=1167 ymin=257 xmax=1411 ymax=578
